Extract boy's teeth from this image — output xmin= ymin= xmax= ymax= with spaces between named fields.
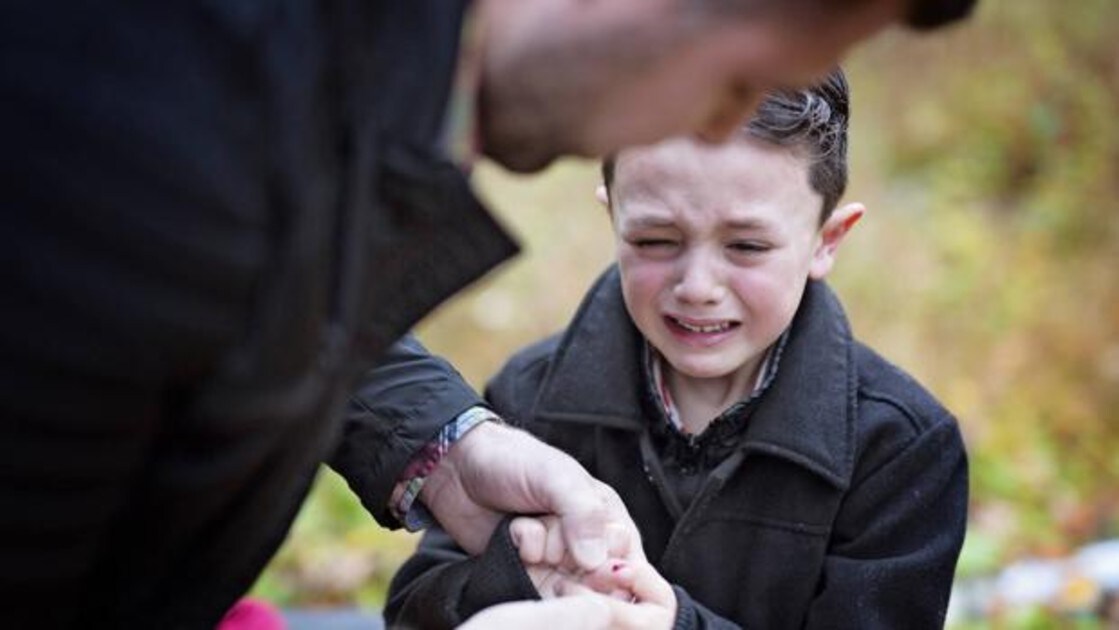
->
xmin=677 ymin=319 xmax=729 ymax=333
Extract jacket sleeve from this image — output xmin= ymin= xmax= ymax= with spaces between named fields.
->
xmin=672 ymin=586 xmax=743 ymax=630
xmin=803 ymin=417 xmax=968 ymax=629
xmin=380 ymin=340 xmax=553 ymax=627
xmin=328 ymin=334 xmax=484 ymax=527
xmin=384 ymin=519 xmax=541 ymax=629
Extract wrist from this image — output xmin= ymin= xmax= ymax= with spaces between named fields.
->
xmin=420 ymin=414 xmax=502 ymax=508
xmin=392 ymin=406 xmax=501 ymax=531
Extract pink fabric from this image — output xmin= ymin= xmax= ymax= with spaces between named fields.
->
xmin=217 ymin=598 xmax=286 ymax=630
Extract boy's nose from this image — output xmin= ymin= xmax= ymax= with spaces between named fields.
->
xmin=673 ymin=255 xmax=726 ymax=305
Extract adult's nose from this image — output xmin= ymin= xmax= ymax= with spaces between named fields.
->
xmin=694 ymin=86 xmax=763 ymax=144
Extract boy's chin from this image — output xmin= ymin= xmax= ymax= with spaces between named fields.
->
xmin=662 ymin=356 xmax=742 ymax=381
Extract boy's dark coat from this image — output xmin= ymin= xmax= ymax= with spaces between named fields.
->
xmin=387 ymin=267 xmax=968 ymax=629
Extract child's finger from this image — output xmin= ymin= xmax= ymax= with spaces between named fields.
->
xmin=577 ymin=559 xmax=633 ymax=596
xmin=613 ymin=562 xmax=676 ymax=608
xmin=599 ymin=597 xmax=675 ymax=630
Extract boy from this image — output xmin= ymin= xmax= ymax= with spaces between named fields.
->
xmin=385 ymin=69 xmax=968 ymax=629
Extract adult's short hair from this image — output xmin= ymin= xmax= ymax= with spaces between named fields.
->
xmin=692 ymin=0 xmax=977 ymax=30
xmin=902 ymin=0 xmax=977 ymax=30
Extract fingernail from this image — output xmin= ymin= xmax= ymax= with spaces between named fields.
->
xmin=572 ymin=539 xmax=607 ymax=568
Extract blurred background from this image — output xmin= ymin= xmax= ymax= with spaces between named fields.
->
xmin=252 ymin=1 xmax=1119 ymax=627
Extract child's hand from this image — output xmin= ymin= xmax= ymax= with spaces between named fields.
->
xmin=584 ymin=559 xmax=676 ymax=608
xmin=561 ymin=561 xmax=678 ymax=630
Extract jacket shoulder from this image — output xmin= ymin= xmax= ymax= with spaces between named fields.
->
xmin=853 ymin=341 xmax=956 ymax=434
xmin=850 ymin=342 xmax=965 ymax=483
xmin=484 ymin=333 xmax=562 ymax=427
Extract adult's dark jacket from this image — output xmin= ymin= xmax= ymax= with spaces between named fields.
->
xmin=0 ymin=1 xmax=516 ymax=627
xmin=386 ymin=268 xmax=968 ymax=629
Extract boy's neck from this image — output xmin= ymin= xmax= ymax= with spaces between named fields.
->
xmin=664 ymin=356 xmax=765 ymax=436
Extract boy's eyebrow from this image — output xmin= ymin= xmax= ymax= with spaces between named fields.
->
xmin=623 ymin=215 xmax=677 ymax=229
xmin=621 ymin=217 xmax=774 ymax=231
xmin=723 ymin=217 xmax=771 ymax=231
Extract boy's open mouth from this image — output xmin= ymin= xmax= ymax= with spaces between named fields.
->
xmin=666 ymin=315 xmax=740 ymax=334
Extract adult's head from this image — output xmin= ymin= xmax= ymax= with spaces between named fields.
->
xmin=477 ymin=0 xmax=975 ymax=172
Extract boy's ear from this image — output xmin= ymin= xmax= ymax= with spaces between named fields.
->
xmin=596 ymin=183 xmax=610 ymax=210
xmin=809 ymin=202 xmax=865 ymax=280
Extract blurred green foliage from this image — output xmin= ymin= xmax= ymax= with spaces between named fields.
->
xmin=255 ymin=0 xmax=1119 ymax=623
xmin=252 ymin=469 xmax=419 ymax=610
xmin=844 ymin=0 xmax=1119 ymax=565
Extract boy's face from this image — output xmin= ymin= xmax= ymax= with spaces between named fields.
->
xmin=608 ymin=137 xmax=859 ymax=382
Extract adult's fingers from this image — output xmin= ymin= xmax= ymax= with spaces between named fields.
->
xmin=544 ymin=515 xmax=567 ymax=566
xmin=564 ymin=481 xmax=645 ymax=565
xmin=509 ymin=515 xmax=570 ymax=567
xmin=511 ymin=500 xmax=636 ymax=573
xmin=605 ymin=521 xmax=631 ymax=559
xmin=531 ymin=451 xmax=613 ymax=569
xmin=509 ymin=516 xmax=548 ymax=565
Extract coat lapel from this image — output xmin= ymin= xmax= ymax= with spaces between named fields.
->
xmin=739 ymin=281 xmax=856 ymax=490
xmin=533 ymin=267 xmax=646 ymax=431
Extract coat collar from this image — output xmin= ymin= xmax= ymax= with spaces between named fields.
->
xmin=534 ymin=266 xmax=856 ymax=490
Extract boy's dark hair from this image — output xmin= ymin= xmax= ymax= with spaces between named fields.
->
xmin=602 ymin=67 xmax=850 ymax=223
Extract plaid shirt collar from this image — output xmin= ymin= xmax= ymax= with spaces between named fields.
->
xmin=645 ymin=329 xmax=790 ymax=438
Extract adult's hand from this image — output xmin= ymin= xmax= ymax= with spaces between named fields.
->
xmin=419 ymin=421 xmax=640 ymax=569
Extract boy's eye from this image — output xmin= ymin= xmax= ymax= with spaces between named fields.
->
xmin=728 ymin=241 xmax=770 ymax=254
xmin=633 ymin=238 xmax=678 ymax=249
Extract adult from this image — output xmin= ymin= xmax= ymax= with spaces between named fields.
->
xmin=0 ymin=0 xmax=975 ymax=627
